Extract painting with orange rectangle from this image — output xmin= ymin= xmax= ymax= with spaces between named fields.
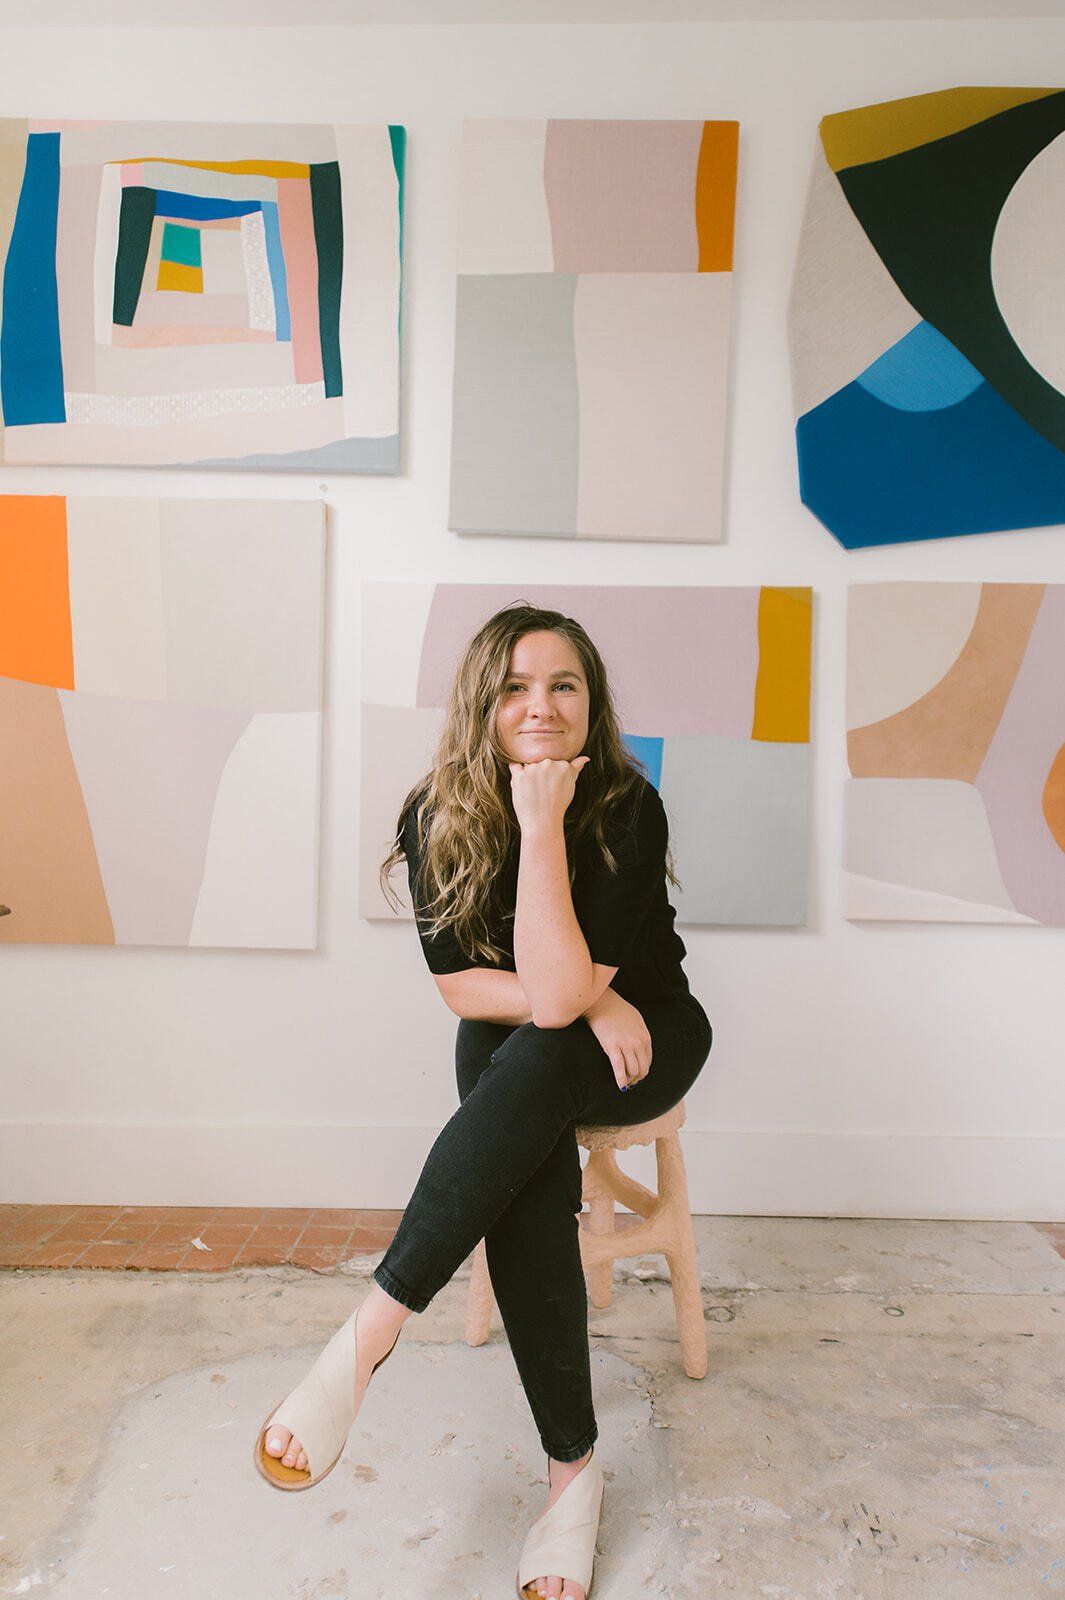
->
xmin=450 ymin=118 xmax=739 ymax=543
xmin=359 ymin=582 xmax=811 ymax=927
xmin=0 ymin=494 xmax=325 ymax=948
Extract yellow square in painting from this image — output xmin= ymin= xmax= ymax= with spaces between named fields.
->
xmin=157 ymin=260 xmax=204 ymax=294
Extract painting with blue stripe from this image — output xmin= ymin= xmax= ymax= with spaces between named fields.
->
xmin=789 ymin=87 xmax=1065 ymax=548
xmin=0 ymin=118 xmax=404 ymax=471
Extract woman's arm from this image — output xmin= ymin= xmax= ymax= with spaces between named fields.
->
xmin=433 ymin=967 xmax=533 ymax=1026
xmin=509 ymin=759 xmax=617 ymax=1028
xmin=433 ymin=962 xmax=619 ymax=1028
xmin=514 ymin=827 xmax=615 ymax=1027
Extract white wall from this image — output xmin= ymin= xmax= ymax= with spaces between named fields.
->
xmin=2 ymin=18 xmax=1064 ymax=1219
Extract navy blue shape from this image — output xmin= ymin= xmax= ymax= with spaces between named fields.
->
xmin=1 ymin=131 xmax=65 ymax=426
xmin=152 ymin=191 xmax=261 ymax=221
xmin=797 ymin=377 xmax=1065 ymax=549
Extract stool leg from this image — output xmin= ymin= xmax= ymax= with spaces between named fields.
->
xmin=465 ymin=1236 xmax=493 ymax=1346
xmin=583 ymin=1151 xmax=617 ymax=1309
xmin=657 ymin=1133 xmax=708 ymax=1380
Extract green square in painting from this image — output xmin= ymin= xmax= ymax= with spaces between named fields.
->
xmin=161 ymin=222 xmax=202 ymax=269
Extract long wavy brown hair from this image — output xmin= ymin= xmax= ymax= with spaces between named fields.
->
xmin=379 ymin=602 xmax=676 ymax=965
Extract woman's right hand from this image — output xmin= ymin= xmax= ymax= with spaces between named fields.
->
xmin=582 ymin=987 xmax=652 ymax=1091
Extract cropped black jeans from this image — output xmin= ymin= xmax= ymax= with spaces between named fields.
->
xmin=373 ymin=993 xmax=712 ymax=1463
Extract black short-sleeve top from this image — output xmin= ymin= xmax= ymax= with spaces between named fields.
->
xmin=401 ymin=774 xmax=699 ymax=1012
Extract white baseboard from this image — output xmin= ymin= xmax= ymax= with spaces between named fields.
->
xmin=2 ymin=1125 xmax=1063 ymax=1220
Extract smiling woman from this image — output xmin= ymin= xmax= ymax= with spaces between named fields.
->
xmin=254 ymin=601 xmax=712 ymax=1600
xmin=498 ymin=630 xmax=590 ymax=765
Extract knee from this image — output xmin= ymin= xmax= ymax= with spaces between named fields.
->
xmin=491 ymin=1019 xmax=588 ymax=1077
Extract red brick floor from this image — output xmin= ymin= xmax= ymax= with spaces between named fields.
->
xmin=1 ymin=1209 xmax=1060 ymax=1274
xmin=0 ymin=1206 xmax=404 ymax=1273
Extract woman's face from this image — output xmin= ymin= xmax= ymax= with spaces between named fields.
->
xmin=495 ymin=629 xmax=591 ymax=765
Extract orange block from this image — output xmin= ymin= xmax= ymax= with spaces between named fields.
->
xmin=696 ymin=120 xmax=739 ymax=273
xmin=1043 ymin=743 xmax=1065 ymax=854
xmin=157 ymin=260 xmax=204 ymax=294
xmin=134 ymin=157 xmax=311 ymax=179
xmin=0 ymin=496 xmax=74 ymax=689
xmin=752 ymin=587 xmax=812 ymax=744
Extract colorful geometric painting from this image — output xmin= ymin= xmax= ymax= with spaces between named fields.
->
xmin=789 ymin=88 xmax=1065 ymax=548
xmin=0 ymin=119 xmax=404 ymax=469
xmin=449 ymin=119 xmax=739 ymax=542
xmin=360 ymin=583 xmax=812 ymax=926
xmin=845 ymin=583 xmax=1065 ymax=922
xmin=0 ymin=496 xmax=325 ymax=947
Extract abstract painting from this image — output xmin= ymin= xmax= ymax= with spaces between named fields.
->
xmin=449 ymin=119 xmax=738 ymax=542
xmin=0 ymin=118 xmax=404 ymax=469
xmin=846 ymin=582 xmax=1065 ymax=922
xmin=0 ymin=495 xmax=325 ymax=947
xmin=790 ymin=87 xmax=1065 ymax=548
xmin=361 ymin=583 xmax=811 ymax=926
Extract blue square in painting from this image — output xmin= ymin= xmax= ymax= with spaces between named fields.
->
xmin=623 ymin=734 xmax=663 ymax=790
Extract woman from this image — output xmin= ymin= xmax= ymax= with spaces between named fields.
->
xmin=254 ymin=602 xmax=713 ymax=1600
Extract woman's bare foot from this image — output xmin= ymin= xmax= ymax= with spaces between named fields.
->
xmin=525 ymin=1448 xmax=593 ymax=1600
xmin=263 ymin=1285 xmax=410 ymax=1472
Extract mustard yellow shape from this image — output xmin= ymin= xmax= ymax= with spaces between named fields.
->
xmin=127 ymin=157 xmax=311 ymax=178
xmin=752 ymin=588 xmax=812 ymax=744
xmin=157 ymin=260 xmax=204 ymax=294
xmin=820 ymin=86 xmax=1060 ymax=173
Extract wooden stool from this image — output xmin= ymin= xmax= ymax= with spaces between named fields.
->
xmin=465 ymin=1100 xmax=707 ymax=1379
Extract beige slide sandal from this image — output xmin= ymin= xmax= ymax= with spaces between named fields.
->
xmin=516 ymin=1448 xmax=605 ymax=1599
xmin=253 ymin=1300 xmax=398 ymax=1491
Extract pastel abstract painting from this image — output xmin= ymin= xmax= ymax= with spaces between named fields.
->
xmin=789 ymin=88 xmax=1065 ymax=548
xmin=449 ymin=119 xmax=739 ymax=543
xmin=0 ymin=495 xmax=325 ymax=947
xmin=0 ymin=118 xmax=404 ymax=469
xmin=360 ymin=583 xmax=812 ymax=926
xmin=845 ymin=582 xmax=1065 ymax=922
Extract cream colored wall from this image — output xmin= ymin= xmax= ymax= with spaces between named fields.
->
xmin=1 ymin=17 xmax=1064 ymax=1217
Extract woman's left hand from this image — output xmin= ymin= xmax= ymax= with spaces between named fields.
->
xmin=508 ymin=755 xmax=590 ymax=833
xmin=583 ymin=987 xmax=652 ymax=1090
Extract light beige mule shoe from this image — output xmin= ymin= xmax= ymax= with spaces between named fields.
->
xmin=253 ymin=1299 xmax=399 ymax=1491
xmin=516 ymin=1448 xmax=604 ymax=1600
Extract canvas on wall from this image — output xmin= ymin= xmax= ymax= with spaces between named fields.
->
xmin=789 ymin=87 xmax=1065 ymax=549
xmin=449 ymin=119 xmax=739 ymax=543
xmin=0 ymin=495 xmax=325 ymax=948
xmin=845 ymin=582 xmax=1065 ymax=923
xmin=360 ymin=583 xmax=812 ymax=928
xmin=0 ymin=118 xmax=404 ymax=470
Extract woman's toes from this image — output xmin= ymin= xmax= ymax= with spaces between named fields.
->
xmin=264 ymin=1426 xmax=306 ymax=1469
xmin=545 ymin=1581 xmax=563 ymax=1599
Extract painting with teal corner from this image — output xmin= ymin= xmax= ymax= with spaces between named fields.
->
xmin=788 ymin=87 xmax=1065 ymax=548
xmin=358 ymin=583 xmax=813 ymax=928
xmin=0 ymin=118 xmax=404 ymax=470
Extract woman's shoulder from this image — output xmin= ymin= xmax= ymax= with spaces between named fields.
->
xmin=598 ymin=771 xmax=667 ymax=859
xmin=400 ymin=782 xmax=433 ymax=858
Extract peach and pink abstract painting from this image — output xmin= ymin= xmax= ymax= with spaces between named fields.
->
xmin=846 ymin=582 xmax=1065 ymax=921
xmin=449 ymin=119 xmax=739 ymax=542
xmin=0 ymin=495 xmax=325 ymax=947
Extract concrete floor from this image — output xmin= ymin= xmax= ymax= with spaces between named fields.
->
xmin=3 ymin=1217 xmax=1064 ymax=1599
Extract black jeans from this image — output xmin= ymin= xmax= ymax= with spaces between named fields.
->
xmin=374 ymin=994 xmax=712 ymax=1463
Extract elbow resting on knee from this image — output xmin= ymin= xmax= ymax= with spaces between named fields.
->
xmin=530 ymin=1004 xmax=581 ymax=1031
